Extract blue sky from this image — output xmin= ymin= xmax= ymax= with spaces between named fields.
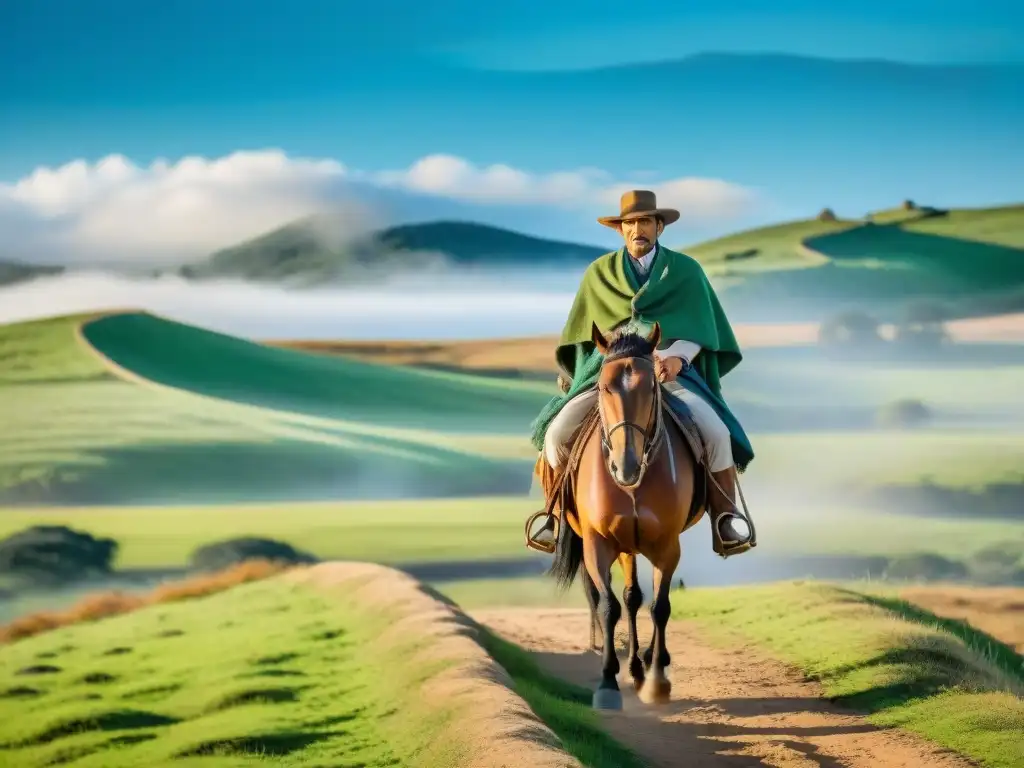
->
xmin=1 ymin=0 xmax=1022 ymax=258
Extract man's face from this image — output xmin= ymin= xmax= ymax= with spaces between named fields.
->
xmin=618 ymin=216 xmax=663 ymax=258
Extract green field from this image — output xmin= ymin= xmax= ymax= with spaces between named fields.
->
xmin=0 ymin=496 xmax=1019 ymax=570
xmin=0 ymin=314 xmax=544 ymax=505
xmin=0 ymin=565 xmax=606 ymax=768
xmin=2 ymin=309 xmax=1023 ymax=577
xmin=4 ymin=311 xmax=1023 ymax=506
xmin=673 ymin=581 xmax=1024 ymax=768
xmin=680 ymin=204 xmax=1024 ymax=319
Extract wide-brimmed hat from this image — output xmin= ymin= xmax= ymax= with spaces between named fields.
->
xmin=597 ymin=190 xmax=680 ymax=228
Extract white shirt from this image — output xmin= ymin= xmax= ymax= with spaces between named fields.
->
xmin=629 ymin=243 xmax=702 ymax=365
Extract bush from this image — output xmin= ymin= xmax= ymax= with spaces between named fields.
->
xmin=968 ymin=542 xmax=1024 ymax=585
xmin=0 ymin=526 xmax=117 ymax=586
xmin=189 ymin=537 xmax=318 ymax=572
xmin=819 ymin=309 xmax=883 ymax=348
xmin=876 ymin=399 xmax=932 ymax=429
xmin=883 ymin=553 xmax=969 ymax=583
xmin=894 ymin=300 xmax=951 ymax=350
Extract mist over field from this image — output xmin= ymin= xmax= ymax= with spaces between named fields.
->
xmin=0 ymin=269 xmax=585 ymax=340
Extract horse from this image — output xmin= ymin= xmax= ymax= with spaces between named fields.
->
xmin=547 ymin=320 xmax=706 ymax=710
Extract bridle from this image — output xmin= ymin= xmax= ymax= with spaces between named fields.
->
xmin=597 ymin=352 xmax=666 ymax=491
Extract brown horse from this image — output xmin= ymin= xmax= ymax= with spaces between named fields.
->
xmin=548 ymin=321 xmax=706 ymax=710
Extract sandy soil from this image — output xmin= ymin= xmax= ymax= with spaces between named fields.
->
xmin=473 ymin=607 xmax=975 ymax=768
xmin=896 ymin=585 xmax=1024 ymax=653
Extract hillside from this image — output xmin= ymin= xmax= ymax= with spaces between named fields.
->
xmin=682 ymin=203 xmax=1024 ymax=321
xmin=0 ymin=313 xmax=547 ymax=505
xmin=0 ymin=261 xmax=63 ymax=286
xmin=178 ymin=216 xmax=607 ymax=284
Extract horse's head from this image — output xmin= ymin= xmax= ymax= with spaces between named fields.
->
xmin=591 ymin=321 xmax=662 ymax=489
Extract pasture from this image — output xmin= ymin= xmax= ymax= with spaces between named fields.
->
xmin=2 ymin=564 xmax=1022 ymax=768
xmin=1 ymin=295 xmax=1023 ymax=766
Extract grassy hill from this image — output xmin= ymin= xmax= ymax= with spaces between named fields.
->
xmin=0 ymin=563 xmax=607 ymax=768
xmin=4 ymin=310 xmax=1024 ymax=509
xmin=680 ymin=204 xmax=1024 ymax=321
xmin=0 ymin=261 xmax=64 ymax=287
xmin=0 ymin=313 xmax=548 ymax=506
xmin=179 ymin=217 xmax=606 ymax=284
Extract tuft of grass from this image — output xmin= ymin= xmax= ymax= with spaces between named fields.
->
xmin=479 ymin=627 xmax=647 ymax=768
xmin=0 ymin=560 xmax=289 ymax=644
xmin=672 ymin=581 xmax=1024 ymax=768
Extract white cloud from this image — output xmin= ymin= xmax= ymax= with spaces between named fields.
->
xmin=372 ymin=153 xmax=758 ymax=221
xmin=0 ymin=149 xmax=759 ymax=266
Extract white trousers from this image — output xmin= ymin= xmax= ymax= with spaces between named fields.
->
xmin=543 ymin=380 xmax=734 ymax=472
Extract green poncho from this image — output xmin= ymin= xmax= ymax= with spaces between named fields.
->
xmin=530 ymin=244 xmax=754 ymax=471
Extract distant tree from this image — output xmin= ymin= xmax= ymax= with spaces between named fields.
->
xmin=901 ymin=199 xmax=917 ymax=211
xmin=818 ymin=309 xmax=883 ymax=348
xmin=0 ymin=526 xmax=117 ymax=586
xmin=894 ymin=301 xmax=951 ymax=349
xmin=817 ymin=207 xmax=837 ymax=222
xmin=883 ymin=553 xmax=968 ymax=583
xmin=189 ymin=537 xmax=318 ymax=572
xmin=876 ymin=398 xmax=933 ymax=429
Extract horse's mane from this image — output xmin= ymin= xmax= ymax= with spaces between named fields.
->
xmin=604 ymin=330 xmax=656 ymax=360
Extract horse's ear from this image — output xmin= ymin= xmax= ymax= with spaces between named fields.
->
xmin=646 ymin=321 xmax=662 ymax=350
xmin=591 ymin=322 xmax=610 ymax=355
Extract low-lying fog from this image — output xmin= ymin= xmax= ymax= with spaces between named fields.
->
xmin=0 ymin=269 xmax=588 ymax=340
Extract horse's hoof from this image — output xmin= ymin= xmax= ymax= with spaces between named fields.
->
xmin=639 ymin=676 xmax=672 ymax=705
xmin=592 ymin=687 xmax=623 ymax=710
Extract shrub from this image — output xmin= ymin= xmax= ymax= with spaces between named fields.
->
xmin=876 ymin=399 xmax=932 ymax=429
xmin=819 ymin=309 xmax=883 ymax=348
xmin=0 ymin=526 xmax=117 ymax=586
xmin=0 ymin=560 xmax=291 ymax=644
xmin=189 ymin=537 xmax=318 ymax=572
xmin=883 ymin=553 xmax=969 ymax=583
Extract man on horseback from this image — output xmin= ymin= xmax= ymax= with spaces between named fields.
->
xmin=527 ymin=190 xmax=756 ymax=558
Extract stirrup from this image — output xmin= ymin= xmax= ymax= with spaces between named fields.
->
xmin=525 ymin=510 xmax=558 ymax=554
xmin=711 ymin=509 xmax=756 ymax=559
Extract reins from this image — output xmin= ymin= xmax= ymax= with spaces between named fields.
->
xmin=597 ymin=353 xmax=666 ymax=493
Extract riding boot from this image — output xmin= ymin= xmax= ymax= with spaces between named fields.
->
xmin=708 ymin=465 xmax=755 ymax=558
xmin=526 ymin=455 xmax=561 ymax=553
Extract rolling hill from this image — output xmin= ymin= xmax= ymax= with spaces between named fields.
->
xmin=0 ymin=261 xmax=63 ymax=287
xmin=177 ymin=217 xmax=607 ymax=285
xmin=173 ymin=202 xmax=1024 ymax=320
xmin=683 ymin=203 xmax=1024 ymax=321
xmin=0 ymin=312 xmax=549 ymax=506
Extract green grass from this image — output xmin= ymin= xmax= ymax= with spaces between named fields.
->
xmin=0 ymin=313 xmax=542 ymax=505
xmin=672 ymin=581 xmax=1024 ymax=768
xmin=478 ymin=628 xmax=647 ymax=768
xmin=0 ymin=573 xmax=490 ymax=767
xmin=1 ymin=493 xmax=1020 ymax=573
xmin=0 ymin=497 xmax=535 ymax=568
xmin=679 ymin=216 xmax=858 ymax=272
xmin=81 ymin=312 xmax=551 ymax=432
xmin=676 ymin=205 xmax=1024 ymax=318
xmin=901 ymin=204 xmax=1024 ymax=248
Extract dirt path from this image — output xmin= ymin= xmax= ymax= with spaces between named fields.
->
xmin=473 ymin=608 xmax=975 ymax=768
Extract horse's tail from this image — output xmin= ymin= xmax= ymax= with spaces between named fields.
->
xmin=548 ymin=516 xmax=584 ymax=591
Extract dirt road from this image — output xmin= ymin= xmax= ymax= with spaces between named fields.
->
xmin=474 ymin=608 xmax=975 ymax=768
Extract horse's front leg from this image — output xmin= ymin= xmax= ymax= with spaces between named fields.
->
xmin=619 ymin=552 xmax=645 ymax=691
xmin=584 ymin=533 xmax=622 ymax=710
xmin=640 ymin=538 xmax=680 ymax=705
